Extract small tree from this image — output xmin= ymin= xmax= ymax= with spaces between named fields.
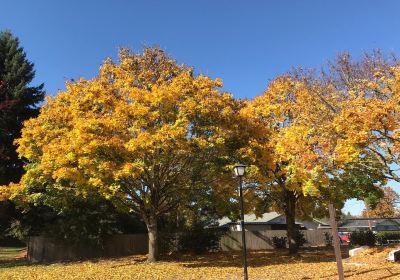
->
xmin=362 ymin=187 xmax=400 ymax=218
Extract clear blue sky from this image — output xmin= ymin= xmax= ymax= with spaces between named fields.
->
xmin=2 ymin=0 xmax=400 ymax=215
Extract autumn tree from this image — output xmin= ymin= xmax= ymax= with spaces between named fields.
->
xmin=362 ymin=186 xmax=400 ymax=218
xmin=241 ymin=72 xmax=386 ymax=254
xmin=240 ymin=76 xmax=332 ymax=253
xmin=5 ymin=48 xmax=240 ymax=261
xmin=325 ymin=51 xmax=400 ymax=182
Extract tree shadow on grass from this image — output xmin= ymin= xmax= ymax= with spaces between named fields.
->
xmin=163 ymin=248 xmax=348 ymax=269
xmin=343 ymin=268 xmax=400 ymax=280
xmin=0 ymin=253 xmax=150 ymax=269
xmin=0 ymin=257 xmax=34 ymax=269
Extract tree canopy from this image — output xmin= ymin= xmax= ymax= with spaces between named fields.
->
xmin=5 ymin=47 xmax=242 ymax=261
xmin=2 ymin=45 xmax=400 ymax=260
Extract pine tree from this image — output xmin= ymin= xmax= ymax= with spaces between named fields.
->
xmin=0 ymin=30 xmax=44 ymax=185
xmin=0 ymin=31 xmax=44 ymax=242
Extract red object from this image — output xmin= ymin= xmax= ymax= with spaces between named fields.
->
xmin=338 ymin=233 xmax=350 ymax=243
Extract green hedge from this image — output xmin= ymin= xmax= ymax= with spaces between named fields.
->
xmin=376 ymin=231 xmax=400 ymax=244
xmin=349 ymin=230 xmax=376 ymax=246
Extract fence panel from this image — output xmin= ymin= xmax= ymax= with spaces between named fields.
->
xmin=220 ymin=229 xmax=332 ymax=251
xmin=28 ymin=234 xmax=148 ymax=262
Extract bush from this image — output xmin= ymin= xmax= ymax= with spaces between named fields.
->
xmin=179 ymin=226 xmax=223 ymax=254
xmin=293 ymin=230 xmax=307 ymax=248
xmin=350 ymin=230 xmax=376 ymax=246
xmin=160 ymin=224 xmax=225 ymax=255
xmin=158 ymin=231 xmax=180 ymax=254
xmin=376 ymin=231 xmax=400 ymax=245
xmin=272 ymin=236 xmax=287 ymax=249
xmin=324 ymin=232 xmax=333 ymax=247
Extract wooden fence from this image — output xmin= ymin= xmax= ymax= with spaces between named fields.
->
xmin=28 ymin=234 xmax=148 ymax=262
xmin=28 ymin=230 xmax=332 ymax=261
xmin=220 ymin=229 xmax=332 ymax=251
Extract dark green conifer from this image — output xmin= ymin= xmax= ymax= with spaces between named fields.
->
xmin=0 ymin=30 xmax=44 ymax=185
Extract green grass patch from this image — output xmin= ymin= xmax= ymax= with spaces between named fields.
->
xmin=0 ymin=247 xmax=26 ymax=260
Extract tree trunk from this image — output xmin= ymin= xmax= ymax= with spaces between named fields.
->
xmin=284 ymin=190 xmax=297 ymax=255
xmin=146 ymin=215 xmax=158 ymax=262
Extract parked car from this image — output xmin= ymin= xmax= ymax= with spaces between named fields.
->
xmin=338 ymin=232 xmax=350 ymax=244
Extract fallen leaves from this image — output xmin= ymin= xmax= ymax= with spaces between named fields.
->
xmin=1 ymin=248 xmax=400 ymax=279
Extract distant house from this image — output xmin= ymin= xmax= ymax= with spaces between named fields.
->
xmin=338 ymin=218 xmax=400 ymax=232
xmin=317 ymin=218 xmax=400 ymax=232
xmin=218 ymin=212 xmax=329 ymax=231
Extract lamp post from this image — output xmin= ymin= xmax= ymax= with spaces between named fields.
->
xmin=233 ymin=163 xmax=248 ymax=280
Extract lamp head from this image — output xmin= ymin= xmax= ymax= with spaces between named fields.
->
xmin=233 ymin=163 xmax=247 ymax=177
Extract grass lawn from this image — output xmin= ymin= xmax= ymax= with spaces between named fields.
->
xmin=0 ymin=246 xmax=399 ymax=279
xmin=0 ymin=247 xmax=26 ymax=261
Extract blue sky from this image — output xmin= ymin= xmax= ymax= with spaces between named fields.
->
xmin=2 ymin=0 xmax=400 ymax=215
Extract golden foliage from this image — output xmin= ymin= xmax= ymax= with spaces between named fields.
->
xmin=240 ymin=76 xmax=336 ymax=198
xmin=3 ymin=48 xmax=241 ymax=250
xmin=362 ymin=186 xmax=400 ymax=218
xmin=1 ymin=248 xmax=400 ymax=279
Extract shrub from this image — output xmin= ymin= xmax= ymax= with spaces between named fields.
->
xmin=324 ymin=232 xmax=333 ymax=247
xmin=158 ymin=220 xmax=226 ymax=254
xmin=272 ymin=236 xmax=287 ymax=249
xmin=179 ymin=226 xmax=223 ymax=254
xmin=350 ymin=230 xmax=376 ymax=246
xmin=376 ymin=231 xmax=400 ymax=245
xmin=158 ymin=231 xmax=180 ymax=254
xmin=293 ymin=230 xmax=307 ymax=248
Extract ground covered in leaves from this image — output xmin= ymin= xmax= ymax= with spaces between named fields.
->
xmin=1 ymin=246 xmax=400 ymax=279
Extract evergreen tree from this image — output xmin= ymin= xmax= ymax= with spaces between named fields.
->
xmin=0 ymin=31 xmax=44 ymax=242
xmin=0 ymin=30 xmax=44 ymax=185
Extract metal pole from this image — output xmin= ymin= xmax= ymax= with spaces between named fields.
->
xmin=328 ymin=203 xmax=345 ymax=280
xmin=239 ymin=176 xmax=248 ymax=280
xmin=366 ymin=204 xmax=372 ymax=230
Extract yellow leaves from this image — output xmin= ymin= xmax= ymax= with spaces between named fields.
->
xmin=10 ymin=47 xmax=239 ymax=209
xmin=0 ymin=183 xmax=20 ymax=201
xmin=276 ymin=126 xmax=315 ymax=159
xmin=242 ymin=76 xmax=332 ymax=195
xmin=302 ymin=179 xmax=318 ymax=196
xmin=52 ymin=167 xmax=81 ymax=183
xmin=114 ymin=163 xmax=144 ymax=180
xmin=88 ymin=177 xmax=103 ymax=187
xmin=3 ymin=248 xmax=399 ymax=280
xmin=65 ymin=152 xmax=76 ymax=162
xmin=333 ymin=140 xmax=359 ymax=164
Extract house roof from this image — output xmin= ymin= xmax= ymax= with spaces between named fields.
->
xmin=217 ymin=212 xmax=282 ymax=227
xmin=312 ymin=218 xmax=330 ymax=226
xmin=337 ymin=218 xmax=400 ymax=229
xmin=217 ymin=212 xmax=311 ymax=227
xmin=318 ymin=218 xmax=400 ymax=230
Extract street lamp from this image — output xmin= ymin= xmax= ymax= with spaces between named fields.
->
xmin=233 ymin=163 xmax=248 ymax=280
